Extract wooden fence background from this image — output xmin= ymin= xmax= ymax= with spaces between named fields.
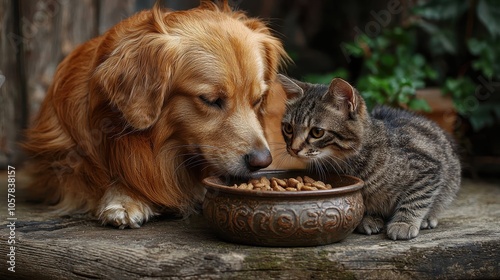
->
xmin=1 ymin=0 xmax=149 ymax=167
xmin=1 ymin=0 xmax=287 ymax=168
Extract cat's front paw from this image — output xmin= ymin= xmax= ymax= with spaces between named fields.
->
xmin=420 ymin=216 xmax=438 ymax=229
xmin=356 ymin=215 xmax=385 ymax=235
xmin=387 ymin=221 xmax=419 ymax=240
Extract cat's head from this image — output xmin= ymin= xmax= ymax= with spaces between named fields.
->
xmin=277 ymin=74 xmax=368 ymax=164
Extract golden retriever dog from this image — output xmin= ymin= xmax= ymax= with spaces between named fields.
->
xmin=23 ymin=1 xmax=288 ymax=229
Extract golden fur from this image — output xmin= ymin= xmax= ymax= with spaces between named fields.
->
xmin=23 ymin=1 xmax=288 ymax=228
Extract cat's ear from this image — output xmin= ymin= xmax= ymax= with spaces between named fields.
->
xmin=276 ymin=74 xmax=306 ymax=100
xmin=327 ymin=78 xmax=358 ymax=113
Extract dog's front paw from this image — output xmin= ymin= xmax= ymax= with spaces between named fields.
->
xmin=386 ymin=221 xmax=420 ymax=240
xmin=356 ymin=215 xmax=385 ymax=235
xmin=98 ymin=187 xmax=156 ymax=229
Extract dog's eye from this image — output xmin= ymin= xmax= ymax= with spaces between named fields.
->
xmin=252 ymin=96 xmax=263 ymax=108
xmin=199 ymin=95 xmax=224 ymax=109
xmin=282 ymin=123 xmax=293 ymax=136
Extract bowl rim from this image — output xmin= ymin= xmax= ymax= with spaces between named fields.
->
xmin=202 ymin=169 xmax=364 ymax=198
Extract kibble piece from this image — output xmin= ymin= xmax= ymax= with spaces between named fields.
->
xmin=249 ymin=178 xmax=261 ymax=185
xmin=314 ymin=184 xmax=328 ymax=190
xmin=313 ymin=181 xmax=325 ymax=187
xmin=287 ymin=178 xmax=300 ymax=188
xmin=273 ymin=178 xmax=287 ymax=187
xmin=312 ymin=182 xmax=326 ymax=189
xmin=303 ymin=176 xmax=315 ymax=184
xmin=254 ymin=182 xmax=266 ymax=188
xmin=302 ymin=185 xmax=318 ymax=191
xmin=272 ymin=180 xmax=286 ymax=191
xmin=230 ymin=175 xmax=331 ymax=192
xmin=260 ymin=177 xmax=270 ymax=185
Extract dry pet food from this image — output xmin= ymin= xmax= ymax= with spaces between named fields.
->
xmin=232 ymin=176 xmax=332 ymax=191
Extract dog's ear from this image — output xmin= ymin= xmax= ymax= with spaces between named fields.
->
xmin=93 ymin=42 xmax=169 ymax=130
xmin=241 ymin=19 xmax=290 ymax=84
xmin=92 ymin=10 xmax=172 ymax=130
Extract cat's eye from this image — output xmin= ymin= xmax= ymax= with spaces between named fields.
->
xmin=310 ymin=127 xmax=325 ymax=138
xmin=282 ymin=123 xmax=293 ymax=135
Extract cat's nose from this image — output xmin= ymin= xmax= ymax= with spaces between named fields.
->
xmin=245 ymin=148 xmax=272 ymax=172
xmin=290 ymin=148 xmax=301 ymax=156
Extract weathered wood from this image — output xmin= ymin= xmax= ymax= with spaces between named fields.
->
xmin=20 ymin=0 xmax=98 ymax=119
xmin=98 ymin=0 xmax=136 ymax=34
xmin=0 ymin=0 xmax=26 ymax=167
xmin=0 ymin=171 xmax=499 ymax=279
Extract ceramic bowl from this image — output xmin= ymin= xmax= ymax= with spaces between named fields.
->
xmin=202 ymin=170 xmax=364 ymax=247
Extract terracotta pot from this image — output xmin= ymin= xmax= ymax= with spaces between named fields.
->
xmin=415 ymin=88 xmax=457 ymax=134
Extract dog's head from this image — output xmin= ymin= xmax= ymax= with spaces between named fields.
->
xmin=91 ymin=1 xmax=288 ymax=177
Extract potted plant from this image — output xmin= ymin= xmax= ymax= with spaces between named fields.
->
xmin=412 ymin=0 xmax=500 ymax=132
xmin=305 ymin=25 xmax=454 ymax=132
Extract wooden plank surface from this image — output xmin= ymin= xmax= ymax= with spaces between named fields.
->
xmin=0 ymin=172 xmax=499 ymax=279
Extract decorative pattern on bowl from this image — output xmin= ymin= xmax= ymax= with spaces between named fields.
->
xmin=202 ymin=170 xmax=365 ymax=247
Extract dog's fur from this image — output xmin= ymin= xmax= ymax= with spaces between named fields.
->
xmin=23 ymin=1 xmax=288 ymax=228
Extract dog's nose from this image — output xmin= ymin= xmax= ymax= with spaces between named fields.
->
xmin=245 ymin=148 xmax=272 ymax=172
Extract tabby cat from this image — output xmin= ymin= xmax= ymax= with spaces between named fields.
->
xmin=277 ymin=74 xmax=461 ymax=240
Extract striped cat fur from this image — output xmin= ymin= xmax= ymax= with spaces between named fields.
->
xmin=277 ymin=74 xmax=461 ymax=240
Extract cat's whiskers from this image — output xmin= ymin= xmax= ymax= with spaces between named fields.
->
xmin=317 ymin=155 xmax=342 ymax=177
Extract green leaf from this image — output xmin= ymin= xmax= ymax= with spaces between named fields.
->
xmin=342 ymin=42 xmax=364 ymax=57
xmin=413 ymin=0 xmax=469 ymax=20
xmin=472 ymin=60 xmax=494 ymax=78
xmin=415 ymin=20 xmax=457 ymax=54
xmin=375 ymin=36 xmax=390 ymax=50
xmin=380 ymin=54 xmax=396 ymax=68
xmin=412 ymin=54 xmax=426 ymax=67
xmin=468 ymin=105 xmax=497 ymax=131
xmin=467 ymin=38 xmax=500 ymax=79
xmin=303 ymin=69 xmax=350 ymax=84
xmin=365 ymin=59 xmax=379 ymax=74
xmin=424 ymin=65 xmax=439 ymax=80
xmin=477 ymin=0 xmax=500 ymax=38
xmin=467 ymin=38 xmax=485 ymax=55
xmin=408 ymin=98 xmax=432 ymax=112
xmin=399 ymin=84 xmax=416 ymax=97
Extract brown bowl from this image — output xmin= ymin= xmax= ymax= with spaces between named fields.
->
xmin=202 ymin=170 xmax=365 ymax=247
